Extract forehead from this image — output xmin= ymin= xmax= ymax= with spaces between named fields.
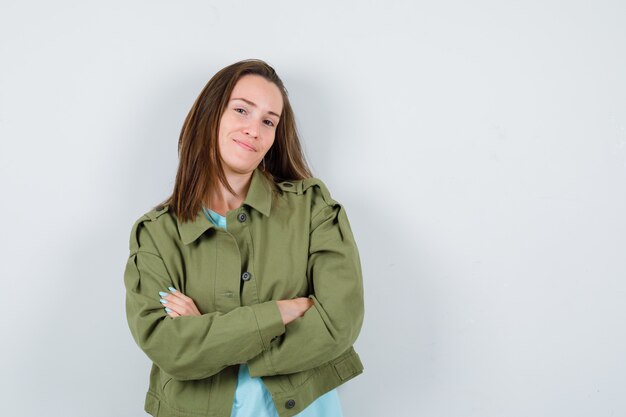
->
xmin=230 ymin=74 xmax=283 ymax=114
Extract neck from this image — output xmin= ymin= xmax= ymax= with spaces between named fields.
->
xmin=205 ymin=168 xmax=253 ymax=215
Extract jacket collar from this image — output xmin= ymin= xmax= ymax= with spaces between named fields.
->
xmin=176 ymin=167 xmax=273 ymax=245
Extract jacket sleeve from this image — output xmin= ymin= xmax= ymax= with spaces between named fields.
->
xmin=123 ymin=216 xmax=285 ymax=381
xmin=247 ymin=195 xmax=365 ymax=377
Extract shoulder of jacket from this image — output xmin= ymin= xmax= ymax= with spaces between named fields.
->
xmin=277 ymin=177 xmax=337 ymax=203
xmin=128 ymin=204 xmax=171 ymax=253
xmin=146 ymin=204 xmax=170 ymax=221
xmin=131 ymin=205 xmax=170 ymax=227
xmin=276 ymin=179 xmax=303 ymax=194
xmin=306 ymin=177 xmax=337 ymax=202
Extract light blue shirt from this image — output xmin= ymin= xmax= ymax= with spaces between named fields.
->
xmin=202 ymin=207 xmax=344 ymax=417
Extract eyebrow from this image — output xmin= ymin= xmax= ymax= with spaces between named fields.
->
xmin=230 ymin=98 xmax=281 ymax=119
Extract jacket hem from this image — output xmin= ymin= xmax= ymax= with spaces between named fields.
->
xmin=142 ymin=348 xmax=364 ymax=417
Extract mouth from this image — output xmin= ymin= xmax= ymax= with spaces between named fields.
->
xmin=233 ymin=139 xmax=256 ymax=152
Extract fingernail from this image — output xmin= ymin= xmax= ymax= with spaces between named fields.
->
xmin=165 ymin=307 xmax=172 ymax=313
xmin=168 ymin=287 xmax=177 ymax=293
xmin=159 ymin=291 xmax=168 ymax=297
xmin=160 ymin=299 xmax=168 ymax=304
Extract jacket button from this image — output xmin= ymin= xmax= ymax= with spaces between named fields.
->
xmin=285 ymin=399 xmax=296 ymax=409
xmin=241 ymin=271 xmax=251 ymax=281
xmin=237 ymin=212 xmax=247 ymax=222
xmin=282 ymin=182 xmax=293 ymax=187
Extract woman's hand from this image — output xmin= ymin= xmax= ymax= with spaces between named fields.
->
xmin=159 ymin=287 xmax=202 ymax=317
xmin=276 ymin=297 xmax=314 ymax=325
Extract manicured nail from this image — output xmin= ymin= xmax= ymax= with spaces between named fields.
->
xmin=160 ymin=299 xmax=168 ymax=304
xmin=168 ymin=287 xmax=177 ymax=293
xmin=159 ymin=291 xmax=168 ymax=297
xmin=165 ymin=307 xmax=172 ymax=313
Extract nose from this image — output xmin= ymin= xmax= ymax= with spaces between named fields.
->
xmin=243 ymin=118 xmax=262 ymax=138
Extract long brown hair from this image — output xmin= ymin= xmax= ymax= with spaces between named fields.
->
xmin=156 ymin=59 xmax=313 ymax=222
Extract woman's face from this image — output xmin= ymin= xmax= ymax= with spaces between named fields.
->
xmin=217 ymin=74 xmax=283 ymax=176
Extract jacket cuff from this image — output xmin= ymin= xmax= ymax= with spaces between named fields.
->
xmin=250 ymin=301 xmax=285 ymax=351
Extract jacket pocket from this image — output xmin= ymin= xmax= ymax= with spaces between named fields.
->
xmin=161 ymin=376 xmax=214 ymax=414
xmin=286 ymin=367 xmax=319 ymax=389
xmin=161 ymin=375 xmax=173 ymax=392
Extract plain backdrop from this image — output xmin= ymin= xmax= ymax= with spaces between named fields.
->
xmin=1 ymin=1 xmax=625 ymax=416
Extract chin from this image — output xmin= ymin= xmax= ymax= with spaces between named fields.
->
xmin=222 ymin=160 xmax=257 ymax=175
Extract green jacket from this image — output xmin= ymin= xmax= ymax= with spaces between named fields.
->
xmin=123 ymin=167 xmax=365 ymax=417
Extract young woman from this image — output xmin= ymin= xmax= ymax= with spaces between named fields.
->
xmin=123 ymin=59 xmax=365 ymax=417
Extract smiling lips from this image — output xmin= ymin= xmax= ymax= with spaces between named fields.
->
xmin=234 ymin=139 xmax=256 ymax=152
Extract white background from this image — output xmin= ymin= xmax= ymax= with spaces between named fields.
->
xmin=1 ymin=1 xmax=625 ymax=416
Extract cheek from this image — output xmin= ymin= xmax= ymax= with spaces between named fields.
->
xmin=264 ymin=134 xmax=276 ymax=150
xmin=218 ymin=120 xmax=237 ymax=142
xmin=219 ymin=113 xmax=239 ymax=133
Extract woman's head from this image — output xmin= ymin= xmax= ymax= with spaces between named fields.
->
xmin=160 ymin=59 xmax=312 ymax=222
xmin=217 ymin=73 xmax=283 ymax=177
